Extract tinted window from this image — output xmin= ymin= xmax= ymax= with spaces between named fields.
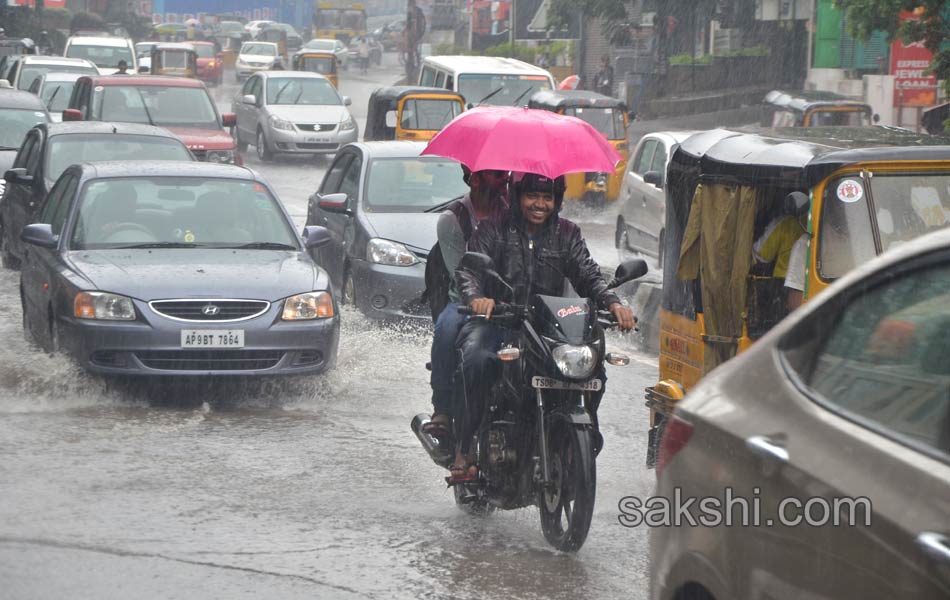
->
xmin=40 ymin=80 xmax=77 ymax=113
xmin=633 ymin=139 xmax=657 ymax=175
xmin=806 ymin=262 xmax=950 ymax=456
xmin=46 ymin=134 xmax=191 ymax=184
xmin=18 ymin=64 xmax=97 ymax=90
xmin=338 ymin=154 xmax=363 ymax=201
xmin=95 ymin=85 xmax=219 ymax=129
xmin=649 ymin=143 xmax=668 ymax=175
xmin=0 ymin=109 xmax=48 ymax=149
xmin=321 ymin=154 xmax=352 ymax=193
xmin=364 ymin=158 xmax=467 ymax=212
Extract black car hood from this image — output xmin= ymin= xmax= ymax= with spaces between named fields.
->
xmin=67 ymin=249 xmax=328 ymax=301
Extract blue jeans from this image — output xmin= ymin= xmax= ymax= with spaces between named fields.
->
xmin=430 ymin=302 xmax=467 ymax=418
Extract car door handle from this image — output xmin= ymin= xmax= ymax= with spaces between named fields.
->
xmin=918 ymin=532 xmax=950 ymax=563
xmin=745 ymin=435 xmax=789 ymax=463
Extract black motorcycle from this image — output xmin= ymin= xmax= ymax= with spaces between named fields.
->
xmin=412 ymin=254 xmax=647 ymax=552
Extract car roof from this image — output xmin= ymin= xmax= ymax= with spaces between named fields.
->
xmin=259 ymin=70 xmax=328 ymax=80
xmin=20 ymin=56 xmax=95 ymax=66
xmin=641 ymin=130 xmax=700 ymax=145
xmin=528 ymin=89 xmax=626 ymax=110
xmin=243 ymin=41 xmax=278 ymax=47
xmin=39 ymin=72 xmax=83 ymax=82
xmin=67 ymin=36 xmax=131 ymax=47
xmin=77 ymin=160 xmax=255 ymax=180
xmin=356 ymin=141 xmax=438 ymax=158
xmin=423 ymin=55 xmax=553 ymax=77
xmin=0 ymin=88 xmax=49 ymax=110
xmin=78 ymin=75 xmax=206 ymax=88
xmin=43 ymin=121 xmax=185 ymax=139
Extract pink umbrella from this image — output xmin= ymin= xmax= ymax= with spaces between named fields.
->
xmin=421 ymin=106 xmax=622 ymax=179
xmin=557 ymin=74 xmax=580 ymax=90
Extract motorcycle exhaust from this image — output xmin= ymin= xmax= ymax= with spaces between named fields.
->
xmin=411 ymin=413 xmax=454 ymax=469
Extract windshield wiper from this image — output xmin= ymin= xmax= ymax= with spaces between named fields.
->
xmin=230 ymin=242 xmax=297 ymax=250
xmin=273 ymin=80 xmax=293 ymax=104
xmin=474 ymin=86 xmax=504 ymax=106
xmin=511 ymin=87 xmax=534 ymax=107
xmin=424 ymin=195 xmax=465 ymax=213
xmin=135 ymin=88 xmax=155 ymax=126
xmin=45 ymin=86 xmax=61 ymax=110
xmin=115 ymin=242 xmax=201 ymax=249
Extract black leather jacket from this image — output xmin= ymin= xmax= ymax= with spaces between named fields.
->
xmin=456 ymin=213 xmax=620 ymax=310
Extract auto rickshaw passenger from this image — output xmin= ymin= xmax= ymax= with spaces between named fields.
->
xmin=753 ymin=191 xmax=809 ymax=312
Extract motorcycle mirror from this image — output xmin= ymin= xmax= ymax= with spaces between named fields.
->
xmin=609 ymin=259 xmax=648 ymax=288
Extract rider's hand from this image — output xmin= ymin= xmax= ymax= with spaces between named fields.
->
xmin=470 ymin=298 xmax=495 ymax=319
xmin=609 ymin=302 xmax=637 ymax=332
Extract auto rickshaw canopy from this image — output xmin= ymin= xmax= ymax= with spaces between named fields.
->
xmin=150 ymin=43 xmax=198 ymax=77
xmin=0 ymin=37 xmax=36 ymax=56
xmin=528 ymin=89 xmax=629 ymax=140
xmin=763 ymin=89 xmax=874 ymax=127
xmin=365 ymin=86 xmax=465 ymax=141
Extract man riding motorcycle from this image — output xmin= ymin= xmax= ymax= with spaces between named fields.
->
xmin=450 ymin=172 xmax=636 ymax=482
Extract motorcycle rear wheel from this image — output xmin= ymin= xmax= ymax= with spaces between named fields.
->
xmin=538 ymin=423 xmax=596 ymax=552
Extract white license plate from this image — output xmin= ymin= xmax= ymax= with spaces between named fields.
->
xmin=305 ymin=137 xmax=328 ymax=143
xmin=180 ymin=330 xmax=245 ymax=348
xmin=531 ymin=376 xmax=602 ymax=391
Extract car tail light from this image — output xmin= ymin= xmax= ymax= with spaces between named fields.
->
xmin=656 ymin=415 xmax=693 ymax=476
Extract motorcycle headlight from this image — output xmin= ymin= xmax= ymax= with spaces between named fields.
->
xmin=340 ymin=115 xmax=356 ymax=131
xmin=552 ymin=344 xmax=597 ymax=379
xmin=282 ymin=291 xmax=334 ymax=320
xmin=206 ymin=150 xmax=236 ymax=163
xmin=74 ymin=291 xmax=136 ymax=321
xmin=268 ymin=114 xmax=295 ymax=131
xmin=367 ymin=238 xmax=419 ymax=266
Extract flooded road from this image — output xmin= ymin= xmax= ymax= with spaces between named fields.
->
xmin=0 ymin=53 xmax=662 ymax=599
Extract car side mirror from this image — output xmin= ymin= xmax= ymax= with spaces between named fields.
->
xmin=609 ymin=259 xmax=648 ymax=288
xmin=4 ymin=168 xmax=31 ymax=184
xmin=317 ymin=192 xmax=350 ymax=214
xmin=385 ymin=110 xmax=397 ymax=128
xmin=242 ymin=94 xmax=257 ymax=105
xmin=62 ymin=108 xmax=82 ymax=122
xmin=20 ymin=223 xmax=57 ymax=248
xmin=302 ymin=225 xmax=332 ymax=249
xmin=643 ymin=170 xmax=663 ymax=189
xmin=221 ymin=113 xmax=237 ymax=127
xmin=343 ymin=96 xmax=352 ymax=106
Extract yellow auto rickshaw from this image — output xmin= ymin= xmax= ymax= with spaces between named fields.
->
xmin=528 ymin=90 xmax=631 ymax=206
xmin=150 ymin=43 xmax=198 ymax=78
xmin=762 ymin=90 xmax=876 ymax=127
xmin=364 ymin=86 xmax=465 ymax=141
xmin=257 ymin=28 xmax=288 ymax=61
xmin=644 ymin=127 xmax=950 ymax=465
xmin=292 ymin=50 xmax=338 ymax=88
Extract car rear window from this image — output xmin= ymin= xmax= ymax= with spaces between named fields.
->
xmin=94 ymin=85 xmax=219 ymax=130
xmin=47 ymin=134 xmax=192 ymax=183
xmin=0 ymin=108 xmax=49 ymax=149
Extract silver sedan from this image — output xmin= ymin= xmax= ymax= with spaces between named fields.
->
xmin=231 ymin=71 xmax=358 ymax=161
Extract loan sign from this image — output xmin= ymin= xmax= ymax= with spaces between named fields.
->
xmin=890 ymin=10 xmax=937 ymax=107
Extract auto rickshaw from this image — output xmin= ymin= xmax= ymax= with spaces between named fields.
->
xmin=762 ymin=90 xmax=876 ymax=127
xmin=150 ymin=43 xmax=198 ymax=78
xmin=291 ymin=50 xmax=338 ymax=88
xmin=528 ymin=90 xmax=630 ymax=206
xmin=364 ymin=86 xmax=465 ymax=141
xmin=644 ymin=127 xmax=950 ymax=466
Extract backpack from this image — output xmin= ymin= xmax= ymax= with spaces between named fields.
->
xmin=422 ymin=200 xmax=473 ymax=321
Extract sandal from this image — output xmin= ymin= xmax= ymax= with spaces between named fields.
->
xmin=446 ymin=463 xmax=478 ymax=485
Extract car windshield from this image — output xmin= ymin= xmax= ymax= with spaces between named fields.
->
xmin=266 ymin=77 xmax=340 ymax=105
xmin=400 ymin=98 xmax=462 ymax=130
xmin=0 ymin=108 xmax=48 ymax=149
xmin=457 ymin=74 xmax=552 ymax=106
xmin=18 ymin=64 xmax=97 ymax=90
xmin=364 ymin=157 xmax=468 ymax=212
xmin=65 ymin=45 xmax=133 ymax=69
xmin=95 ymin=85 xmax=220 ymax=129
xmin=809 ymin=108 xmax=870 ymax=127
xmin=819 ymin=171 xmax=950 ymax=279
xmin=46 ymin=134 xmax=192 ymax=184
xmin=70 ymin=177 xmax=298 ymax=250
xmin=40 ymin=80 xmax=78 ymax=113
xmin=305 ymin=40 xmax=336 ymax=51
xmin=193 ymin=45 xmax=215 ymax=59
xmin=564 ymin=106 xmax=625 ymax=140
xmin=242 ymin=43 xmax=277 ymax=56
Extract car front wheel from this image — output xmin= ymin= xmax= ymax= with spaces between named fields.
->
xmin=256 ymin=128 xmax=273 ymax=162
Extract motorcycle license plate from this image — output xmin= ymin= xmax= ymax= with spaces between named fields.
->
xmin=180 ymin=329 xmax=245 ymax=348
xmin=531 ymin=376 xmax=602 ymax=391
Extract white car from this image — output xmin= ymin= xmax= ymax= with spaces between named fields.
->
xmin=27 ymin=72 xmax=82 ymax=122
xmin=246 ymin=20 xmax=276 ymax=38
xmin=134 ymin=42 xmax=159 ymax=73
xmin=5 ymin=55 xmax=99 ymax=91
xmin=64 ymin=36 xmax=137 ymax=75
xmin=303 ymin=38 xmax=349 ymax=70
xmin=616 ymin=131 xmax=696 ymax=267
xmin=235 ymin=41 xmax=283 ymax=83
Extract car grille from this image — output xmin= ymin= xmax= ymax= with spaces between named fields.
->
xmin=149 ymin=299 xmax=270 ymax=322
xmin=296 ymin=123 xmax=336 ymax=132
xmin=297 ymin=142 xmax=338 ymax=150
xmin=136 ymin=350 xmax=284 ymax=371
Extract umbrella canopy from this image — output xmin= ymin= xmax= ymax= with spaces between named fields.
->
xmin=421 ymin=106 xmax=622 ymax=179
xmin=557 ymin=74 xmax=580 ymax=91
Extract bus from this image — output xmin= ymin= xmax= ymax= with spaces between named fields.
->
xmin=313 ymin=2 xmax=367 ymax=44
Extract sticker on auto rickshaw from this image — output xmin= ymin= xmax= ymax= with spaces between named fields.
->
xmin=836 ymin=179 xmax=863 ymax=203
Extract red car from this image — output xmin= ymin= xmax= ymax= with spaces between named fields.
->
xmin=191 ymin=41 xmax=224 ymax=86
xmin=62 ymin=75 xmax=240 ymax=164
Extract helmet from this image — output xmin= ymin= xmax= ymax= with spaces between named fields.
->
xmin=511 ymin=172 xmax=566 ymax=213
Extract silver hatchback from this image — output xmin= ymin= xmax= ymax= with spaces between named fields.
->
xmin=232 ymin=71 xmax=358 ymax=162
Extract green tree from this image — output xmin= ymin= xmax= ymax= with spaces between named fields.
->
xmin=550 ymin=0 xmax=718 ymax=47
xmin=835 ymin=0 xmax=950 ymax=94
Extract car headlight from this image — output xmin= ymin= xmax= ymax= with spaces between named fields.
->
xmin=551 ymin=344 xmax=597 ymax=379
xmin=74 ymin=291 xmax=136 ymax=321
xmin=268 ymin=114 xmax=295 ymax=131
xmin=206 ymin=150 xmax=236 ymax=163
xmin=340 ymin=115 xmax=356 ymax=131
xmin=367 ymin=238 xmax=419 ymax=266
xmin=236 ymin=58 xmax=247 ymax=66
xmin=282 ymin=291 xmax=334 ymax=320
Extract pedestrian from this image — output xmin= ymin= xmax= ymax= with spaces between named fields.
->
xmin=358 ymin=36 xmax=370 ymax=75
xmin=596 ymin=54 xmax=614 ymax=97
xmin=115 ymin=59 xmax=130 ymax=75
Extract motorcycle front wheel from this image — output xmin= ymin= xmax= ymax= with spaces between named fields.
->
xmin=538 ymin=422 xmax=596 ymax=552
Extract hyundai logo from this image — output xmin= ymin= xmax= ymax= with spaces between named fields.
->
xmin=201 ymin=304 xmax=221 ymax=317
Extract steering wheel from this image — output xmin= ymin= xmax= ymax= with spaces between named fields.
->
xmin=102 ymin=223 xmax=158 ymax=243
